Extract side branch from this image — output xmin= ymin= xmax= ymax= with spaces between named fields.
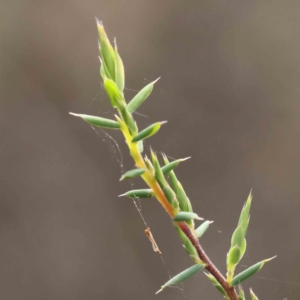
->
xmin=178 ymin=222 xmax=238 ymax=300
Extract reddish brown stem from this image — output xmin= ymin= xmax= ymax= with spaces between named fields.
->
xmin=178 ymin=222 xmax=238 ymax=300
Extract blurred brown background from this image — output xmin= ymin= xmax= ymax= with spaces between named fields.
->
xmin=1 ymin=0 xmax=300 ymax=299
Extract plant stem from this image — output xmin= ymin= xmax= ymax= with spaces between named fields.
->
xmin=178 ymin=222 xmax=238 ymax=300
xmin=120 ymin=115 xmax=238 ymax=300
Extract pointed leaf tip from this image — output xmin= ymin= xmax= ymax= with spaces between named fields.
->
xmin=120 ymin=168 xmax=145 ymax=181
xmin=231 ymin=256 xmax=276 ymax=286
xmin=174 ymin=212 xmax=204 ymax=222
xmin=127 ymin=78 xmax=160 ymax=113
xmin=157 ymin=264 xmax=205 ymax=292
xmin=70 ymin=113 xmax=121 ymax=130
xmin=204 ymin=272 xmax=227 ymax=296
xmin=155 ymin=288 xmax=164 ymax=294
xmin=182 ymin=156 xmax=191 ymax=161
xmin=119 ymin=189 xmax=153 ymax=199
xmin=161 ymin=156 xmax=190 ymax=174
xmin=195 ymin=220 xmax=213 ymax=238
xmin=132 ymin=121 xmax=166 ymax=143
xmin=250 ymin=288 xmax=259 ymax=300
xmin=95 ymin=17 xmax=102 ymax=25
xmin=266 ymin=255 xmax=277 ymax=262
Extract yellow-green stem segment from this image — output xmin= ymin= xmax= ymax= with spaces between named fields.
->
xmin=119 ymin=118 xmax=175 ymax=218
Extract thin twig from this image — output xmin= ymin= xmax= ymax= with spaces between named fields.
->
xmin=179 ymin=222 xmax=238 ymax=300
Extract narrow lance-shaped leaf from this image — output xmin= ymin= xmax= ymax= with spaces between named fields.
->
xmin=99 ymin=54 xmax=113 ymax=82
xmin=99 ymin=56 xmax=106 ymax=81
xmin=162 ymin=154 xmax=178 ymax=191
xmin=163 ymin=185 xmax=179 ymax=209
xmin=195 ymin=220 xmax=214 ymax=238
xmin=239 ymin=191 xmax=252 ymax=223
xmin=144 ymin=155 xmax=155 ymax=176
xmin=119 ymin=189 xmax=153 ymax=199
xmin=104 ymin=78 xmax=125 ymax=108
xmin=151 ymin=150 xmax=168 ymax=187
xmin=167 ymin=169 xmax=178 ymax=194
xmin=227 ymin=245 xmax=241 ymax=269
xmin=173 ymin=212 xmax=203 ymax=222
xmin=120 ymin=168 xmax=145 ymax=181
xmin=231 ymin=256 xmax=276 ymax=286
xmin=238 ymin=285 xmax=245 ymax=300
xmin=177 ymin=182 xmax=193 ymax=212
xmin=69 ymin=113 xmax=120 ymax=129
xmin=156 ymin=264 xmax=205 ymax=294
xmin=114 ymin=39 xmax=125 ymax=93
xmin=231 ymin=223 xmax=245 ymax=251
xmin=119 ymin=106 xmax=137 ymax=135
xmin=240 ymin=238 xmax=247 ymax=259
xmin=150 ymin=152 xmax=179 ymax=210
xmin=96 ymin=19 xmax=115 ymax=80
xmin=132 ymin=121 xmax=167 ymax=143
xmin=138 ymin=140 xmax=144 ymax=153
xmin=174 ymin=225 xmax=198 ymax=259
xmin=163 ymin=155 xmax=193 ymax=214
xmin=127 ymin=78 xmax=160 ymax=113
xmin=227 ymin=193 xmax=252 ymax=281
xmin=250 ymin=288 xmax=259 ymax=300
xmin=204 ymin=272 xmax=226 ymax=297
xmin=227 ymin=227 xmax=246 ymax=282
xmin=161 ymin=157 xmax=191 ymax=174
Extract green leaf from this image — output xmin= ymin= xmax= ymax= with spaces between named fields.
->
xmin=167 ymin=169 xmax=178 ymax=194
xmin=104 ymin=78 xmax=125 ymax=108
xmin=162 ymin=155 xmax=193 ymax=214
xmin=132 ymin=121 xmax=167 ymax=143
xmin=238 ymin=191 xmax=252 ymax=235
xmin=150 ymin=151 xmax=179 ymax=211
xmin=227 ymin=192 xmax=253 ymax=279
xmin=161 ymin=157 xmax=191 ymax=174
xmin=227 ymin=245 xmax=241 ymax=269
xmin=119 ymin=189 xmax=153 ymax=198
xmin=151 ymin=150 xmax=168 ymax=187
xmin=174 ymin=225 xmax=198 ymax=258
xmin=250 ymin=288 xmax=259 ymax=300
xmin=114 ymin=39 xmax=125 ymax=93
xmin=144 ymin=155 xmax=155 ymax=174
xmin=69 ymin=113 xmax=120 ymax=129
xmin=99 ymin=56 xmax=106 ymax=80
xmin=231 ymin=256 xmax=276 ymax=286
xmin=173 ymin=212 xmax=203 ymax=222
xmin=119 ymin=106 xmax=137 ymax=135
xmin=239 ymin=191 xmax=252 ymax=222
xmin=231 ymin=225 xmax=244 ymax=249
xmin=127 ymin=78 xmax=160 ymax=113
xmin=96 ymin=19 xmax=115 ymax=80
xmin=162 ymin=156 xmax=178 ymax=194
xmin=120 ymin=168 xmax=145 ymax=181
xmin=151 ymin=151 xmax=179 ymax=211
xmin=176 ymin=182 xmax=192 ymax=212
xmin=161 ymin=185 xmax=177 ymax=207
xmin=195 ymin=221 xmax=213 ymax=238
xmin=138 ymin=140 xmax=144 ymax=153
xmin=204 ymin=272 xmax=226 ymax=296
xmin=156 ymin=264 xmax=205 ymax=294
xmin=238 ymin=285 xmax=245 ymax=300
xmin=240 ymin=238 xmax=247 ymax=259
xmin=183 ymin=238 xmax=198 ymax=258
